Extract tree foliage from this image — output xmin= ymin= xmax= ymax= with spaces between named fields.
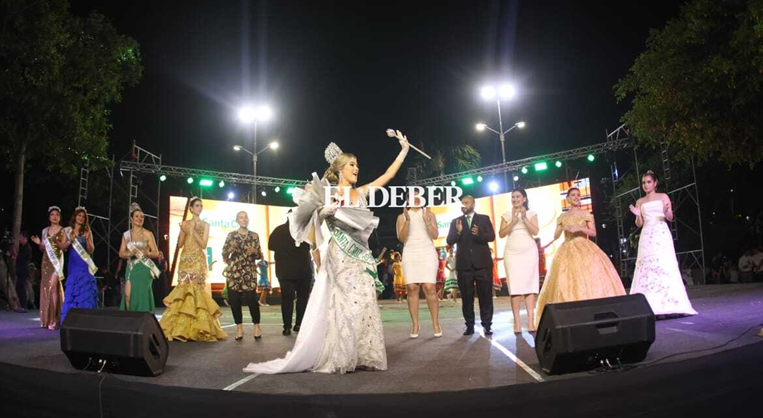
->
xmin=0 ymin=0 xmax=143 ymax=174
xmin=410 ymin=140 xmax=482 ymax=181
xmin=615 ymin=0 xmax=763 ymax=167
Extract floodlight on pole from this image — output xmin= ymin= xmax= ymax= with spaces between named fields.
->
xmin=238 ymin=107 xmax=256 ymax=124
xmin=255 ymin=105 xmax=272 ymax=122
xmin=268 ymin=141 xmax=279 ymax=150
xmin=499 ymin=84 xmax=516 ymax=100
xmin=517 ymin=121 xmax=526 ymax=128
xmin=478 ymin=82 xmax=522 ymax=191
xmin=480 ymin=86 xmax=496 ymax=100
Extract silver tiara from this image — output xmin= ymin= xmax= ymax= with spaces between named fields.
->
xmin=324 ymin=142 xmax=343 ymax=165
xmin=130 ymin=202 xmax=142 ymax=213
xmin=74 ymin=206 xmax=87 ymax=212
xmin=47 ymin=206 xmax=61 ymax=213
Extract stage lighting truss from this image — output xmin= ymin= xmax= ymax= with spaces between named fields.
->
xmin=416 ymin=137 xmax=632 ymax=186
xmin=120 ymin=161 xmax=307 ymax=188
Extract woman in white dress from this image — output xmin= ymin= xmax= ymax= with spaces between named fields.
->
xmin=629 ymin=171 xmax=697 ymax=317
xmin=243 ymin=130 xmax=410 ymax=374
xmin=499 ymin=188 xmax=540 ymax=333
xmin=396 ymin=189 xmax=442 ymax=339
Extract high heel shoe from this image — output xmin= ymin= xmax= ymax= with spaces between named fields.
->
xmin=433 ymin=325 xmax=443 ymax=338
xmin=253 ymin=324 xmax=262 ymax=340
xmin=409 ymin=324 xmax=419 ymax=339
xmin=235 ymin=324 xmax=244 ymax=341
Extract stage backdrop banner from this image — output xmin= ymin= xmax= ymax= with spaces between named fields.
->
xmin=429 ymin=178 xmax=592 ymax=279
xmin=168 ymin=196 xmax=292 ymax=288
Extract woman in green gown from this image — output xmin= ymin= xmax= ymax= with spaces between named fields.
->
xmin=119 ymin=203 xmax=161 ymax=313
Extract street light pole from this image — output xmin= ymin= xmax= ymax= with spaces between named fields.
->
xmin=252 ymin=121 xmax=258 ymax=204
xmin=496 ymin=99 xmax=509 ymax=190
xmin=238 ymin=104 xmax=272 ymax=204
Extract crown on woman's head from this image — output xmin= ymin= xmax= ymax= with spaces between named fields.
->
xmin=47 ymin=205 xmax=61 ymax=214
xmin=74 ymin=206 xmax=87 ymax=212
xmin=130 ymin=202 xmax=142 ymax=213
xmin=324 ymin=142 xmax=343 ymax=165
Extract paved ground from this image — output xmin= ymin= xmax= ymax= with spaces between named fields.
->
xmin=1 ymin=284 xmax=761 ymax=394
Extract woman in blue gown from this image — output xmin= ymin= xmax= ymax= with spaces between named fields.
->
xmin=59 ymin=207 xmax=99 ymax=323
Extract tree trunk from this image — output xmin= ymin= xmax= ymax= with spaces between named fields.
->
xmin=11 ymin=141 xmax=27 ymax=257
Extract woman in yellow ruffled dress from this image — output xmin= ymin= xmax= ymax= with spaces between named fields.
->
xmin=160 ymin=197 xmax=227 ymax=342
xmin=535 ymin=187 xmax=625 ymax=328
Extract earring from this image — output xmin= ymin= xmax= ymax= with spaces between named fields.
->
xmin=338 ymin=172 xmax=345 ymax=183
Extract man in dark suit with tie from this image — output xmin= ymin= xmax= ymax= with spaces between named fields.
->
xmin=269 ymin=215 xmax=313 ymax=336
xmin=446 ymin=195 xmax=496 ymax=335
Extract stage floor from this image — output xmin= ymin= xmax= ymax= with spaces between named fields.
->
xmin=1 ymin=284 xmax=761 ymax=395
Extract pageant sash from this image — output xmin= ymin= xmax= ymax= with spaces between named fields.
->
xmin=66 ymin=227 xmax=98 ymax=276
xmin=43 ymin=228 xmax=65 ymax=278
xmin=330 ymin=226 xmax=375 ymax=267
xmin=125 ymin=231 xmax=160 ymax=280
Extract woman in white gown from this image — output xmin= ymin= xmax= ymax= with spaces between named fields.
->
xmin=397 ymin=189 xmax=441 ymax=339
xmin=499 ymin=188 xmax=539 ymax=333
xmin=629 ymin=170 xmax=697 ymax=317
xmin=244 ymin=131 xmax=410 ymax=374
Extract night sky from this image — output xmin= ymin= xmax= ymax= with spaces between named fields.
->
xmin=74 ymin=0 xmax=683 ymax=176
xmin=4 ymin=0 xmax=691 ymax=249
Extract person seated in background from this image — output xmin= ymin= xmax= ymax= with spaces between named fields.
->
xmin=751 ymin=247 xmax=763 ymax=282
xmin=738 ymin=249 xmax=754 ymax=283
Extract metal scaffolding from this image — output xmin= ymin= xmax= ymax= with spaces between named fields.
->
xmin=77 ymin=159 xmax=120 ymax=273
xmin=607 ymin=125 xmax=705 ymax=282
xmin=127 ymin=142 xmax=162 ymax=238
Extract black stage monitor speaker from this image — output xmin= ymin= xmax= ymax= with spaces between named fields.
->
xmin=534 ymin=294 xmax=655 ymax=375
xmin=61 ymin=309 xmax=169 ymax=376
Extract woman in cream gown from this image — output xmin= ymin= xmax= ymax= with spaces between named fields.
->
xmin=244 ymin=130 xmax=410 ymax=374
xmin=535 ymin=187 xmax=626 ymax=328
xmin=629 ymin=171 xmax=697 ymax=317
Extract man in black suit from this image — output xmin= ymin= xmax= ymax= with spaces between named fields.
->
xmin=446 ymin=195 xmax=496 ymax=335
xmin=269 ymin=216 xmax=313 ymax=336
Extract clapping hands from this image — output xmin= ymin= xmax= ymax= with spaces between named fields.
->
xmin=422 ymin=207 xmax=434 ymax=225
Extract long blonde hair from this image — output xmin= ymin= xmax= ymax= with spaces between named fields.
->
xmin=323 ymin=152 xmax=357 ymax=185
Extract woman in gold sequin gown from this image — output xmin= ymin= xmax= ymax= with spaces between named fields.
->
xmin=535 ymin=187 xmax=626 ymax=328
xmin=160 ymin=197 xmax=227 ymax=342
xmin=30 ymin=206 xmax=66 ymax=330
